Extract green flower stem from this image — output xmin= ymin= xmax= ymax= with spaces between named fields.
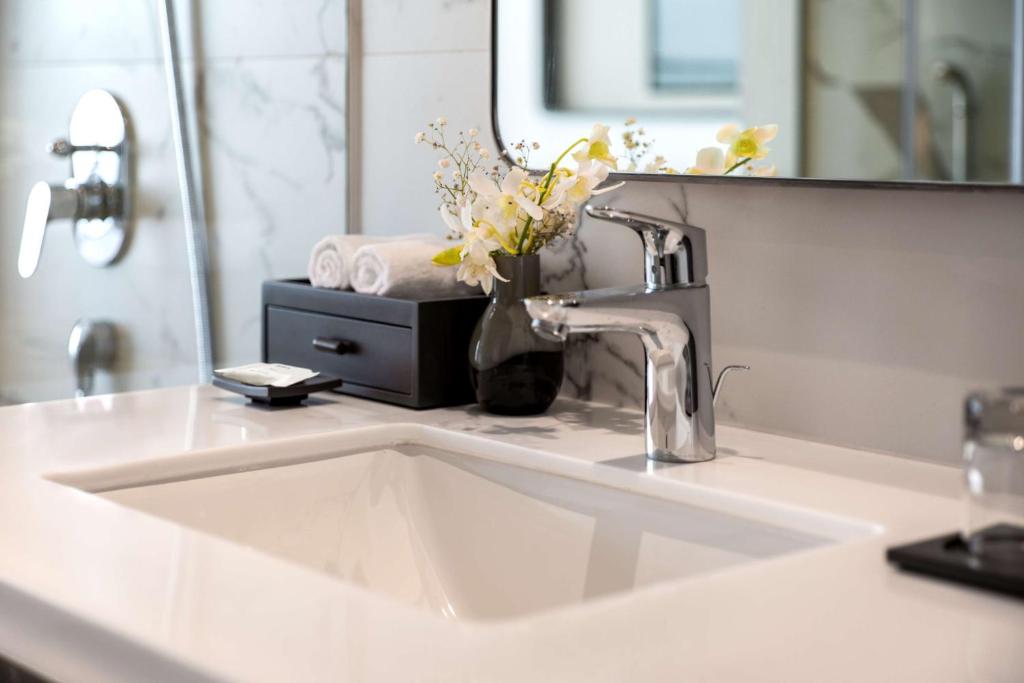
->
xmin=515 ymin=137 xmax=588 ymax=254
xmin=723 ymin=156 xmax=752 ymax=175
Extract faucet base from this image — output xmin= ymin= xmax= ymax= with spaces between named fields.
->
xmin=648 ymin=448 xmax=716 ymax=464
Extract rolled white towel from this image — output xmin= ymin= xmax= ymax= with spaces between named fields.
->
xmin=307 ymin=234 xmax=383 ymax=290
xmin=351 ymin=238 xmax=480 ymax=299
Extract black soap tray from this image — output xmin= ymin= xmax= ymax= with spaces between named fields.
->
xmin=886 ymin=523 xmax=1024 ymax=599
xmin=213 ymin=374 xmax=343 ymax=407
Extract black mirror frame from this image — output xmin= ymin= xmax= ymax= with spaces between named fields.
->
xmin=489 ymin=0 xmax=1024 ymax=194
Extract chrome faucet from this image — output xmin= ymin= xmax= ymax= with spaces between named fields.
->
xmin=526 ymin=206 xmax=746 ymax=463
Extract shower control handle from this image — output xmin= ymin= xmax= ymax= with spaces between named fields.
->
xmin=19 ymin=181 xmax=81 ymax=278
xmin=17 ymin=90 xmax=133 ymax=280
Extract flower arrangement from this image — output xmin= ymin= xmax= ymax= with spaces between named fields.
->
xmin=619 ymin=119 xmax=778 ymax=177
xmin=415 ymin=118 xmax=779 ymax=293
xmin=416 ymin=117 xmax=622 ymax=294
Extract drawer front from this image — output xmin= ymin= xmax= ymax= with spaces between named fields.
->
xmin=265 ymin=306 xmax=412 ymax=394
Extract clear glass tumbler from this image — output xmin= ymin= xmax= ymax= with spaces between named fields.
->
xmin=962 ymin=388 xmax=1024 ymax=559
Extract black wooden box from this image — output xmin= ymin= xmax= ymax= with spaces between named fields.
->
xmin=261 ymin=279 xmax=488 ymax=409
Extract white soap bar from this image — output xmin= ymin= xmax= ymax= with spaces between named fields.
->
xmin=215 ymin=363 xmax=318 ymax=388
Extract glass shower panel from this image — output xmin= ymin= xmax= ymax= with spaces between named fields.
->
xmin=0 ymin=1 xmax=347 ymax=406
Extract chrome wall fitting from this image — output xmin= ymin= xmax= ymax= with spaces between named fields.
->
xmin=68 ymin=319 xmax=118 ymax=398
xmin=19 ymin=90 xmax=133 ymax=278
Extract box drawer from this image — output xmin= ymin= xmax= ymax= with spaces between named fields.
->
xmin=265 ymin=306 xmax=412 ymax=394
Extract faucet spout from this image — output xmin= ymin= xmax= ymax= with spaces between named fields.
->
xmin=526 ymin=283 xmax=717 ymax=463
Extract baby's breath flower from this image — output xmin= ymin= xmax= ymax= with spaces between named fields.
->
xmin=432 ymin=171 xmax=443 ymax=182
xmin=436 ymin=116 xmax=447 ymax=126
xmin=479 ymin=147 xmax=490 ymax=159
xmin=531 ymin=141 xmax=540 ymax=150
xmin=468 ymin=127 xmax=479 ymax=137
xmin=624 ymin=116 xmax=637 ymax=126
xmin=414 ymin=131 xmax=425 ymax=144
xmin=438 ymin=158 xmax=451 ymax=169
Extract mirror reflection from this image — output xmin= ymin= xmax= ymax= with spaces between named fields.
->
xmin=495 ymin=0 xmax=1024 ymax=184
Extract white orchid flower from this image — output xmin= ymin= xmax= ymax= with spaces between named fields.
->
xmin=458 ymin=238 xmax=507 ymax=295
xmin=468 ymin=167 xmax=544 ymax=228
xmin=439 ymin=205 xmax=463 ymax=236
xmin=572 ymin=123 xmax=618 ymax=169
xmin=439 ymin=197 xmax=476 ymax=238
xmin=684 ymin=147 xmax=726 ymax=175
xmin=548 ymin=160 xmax=623 ymax=207
xmin=716 ymin=123 xmax=778 ymax=164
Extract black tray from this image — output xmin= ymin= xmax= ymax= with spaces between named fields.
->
xmin=886 ymin=523 xmax=1024 ymax=599
xmin=213 ymin=374 xmax=343 ymax=406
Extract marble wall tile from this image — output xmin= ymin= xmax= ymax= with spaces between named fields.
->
xmin=0 ymin=0 xmax=347 ymax=64
xmin=0 ymin=1 xmax=161 ymax=63
xmin=188 ymin=0 xmax=347 ymax=60
xmin=362 ymin=0 xmax=490 ymax=54
xmin=200 ymin=54 xmax=347 ymax=365
xmin=360 ymin=50 xmax=495 ymax=234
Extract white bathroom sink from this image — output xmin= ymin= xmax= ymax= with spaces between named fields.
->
xmin=50 ymin=425 xmax=875 ymax=622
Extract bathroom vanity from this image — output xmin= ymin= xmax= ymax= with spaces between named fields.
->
xmin=0 ymin=386 xmax=1020 ymax=682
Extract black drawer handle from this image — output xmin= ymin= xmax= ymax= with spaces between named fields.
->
xmin=312 ymin=337 xmax=356 ymax=354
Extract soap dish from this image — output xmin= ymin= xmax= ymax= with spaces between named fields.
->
xmin=886 ymin=523 xmax=1024 ymax=599
xmin=213 ymin=374 xmax=343 ymax=406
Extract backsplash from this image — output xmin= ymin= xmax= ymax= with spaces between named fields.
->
xmin=0 ymin=1 xmax=346 ymax=401
xmin=551 ymin=180 xmax=1024 ymax=465
xmin=357 ymin=0 xmax=1024 ymax=464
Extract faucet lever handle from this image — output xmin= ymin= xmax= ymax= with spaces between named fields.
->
xmin=712 ymin=364 xmax=750 ymax=407
xmin=19 ymin=181 xmax=81 ymax=278
xmin=584 ymin=205 xmax=708 ymax=287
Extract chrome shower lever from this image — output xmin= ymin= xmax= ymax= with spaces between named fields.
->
xmin=18 ymin=90 xmax=132 ymax=279
xmin=19 ymin=182 xmax=81 ymax=278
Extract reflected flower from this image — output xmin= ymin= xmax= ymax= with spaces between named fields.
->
xmin=573 ymin=123 xmax=618 ymax=169
xmin=717 ymin=123 xmax=778 ymax=164
xmin=684 ymin=147 xmax=726 ymax=175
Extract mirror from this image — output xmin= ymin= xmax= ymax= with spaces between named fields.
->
xmin=493 ymin=0 xmax=1024 ymax=186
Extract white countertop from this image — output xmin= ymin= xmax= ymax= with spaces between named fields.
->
xmin=0 ymin=385 xmax=1021 ymax=682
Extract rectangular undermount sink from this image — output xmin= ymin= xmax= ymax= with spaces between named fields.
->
xmin=50 ymin=425 xmax=876 ymax=622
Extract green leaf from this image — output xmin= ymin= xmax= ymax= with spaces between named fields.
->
xmin=432 ymin=244 xmax=463 ymax=266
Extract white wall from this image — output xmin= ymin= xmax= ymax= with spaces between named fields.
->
xmin=358 ymin=0 xmax=1024 ymax=465
xmin=0 ymin=0 xmax=347 ymax=402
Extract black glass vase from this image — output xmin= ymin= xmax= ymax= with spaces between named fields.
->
xmin=469 ymin=254 xmax=564 ymax=415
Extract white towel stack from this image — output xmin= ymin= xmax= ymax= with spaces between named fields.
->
xmin=307 ymin=234 xmax=380 ymax=290
xmin=307 ymin=234 xmax=479 ymax=299
xmin=351 ymin=237 xmax=479 ymax=299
